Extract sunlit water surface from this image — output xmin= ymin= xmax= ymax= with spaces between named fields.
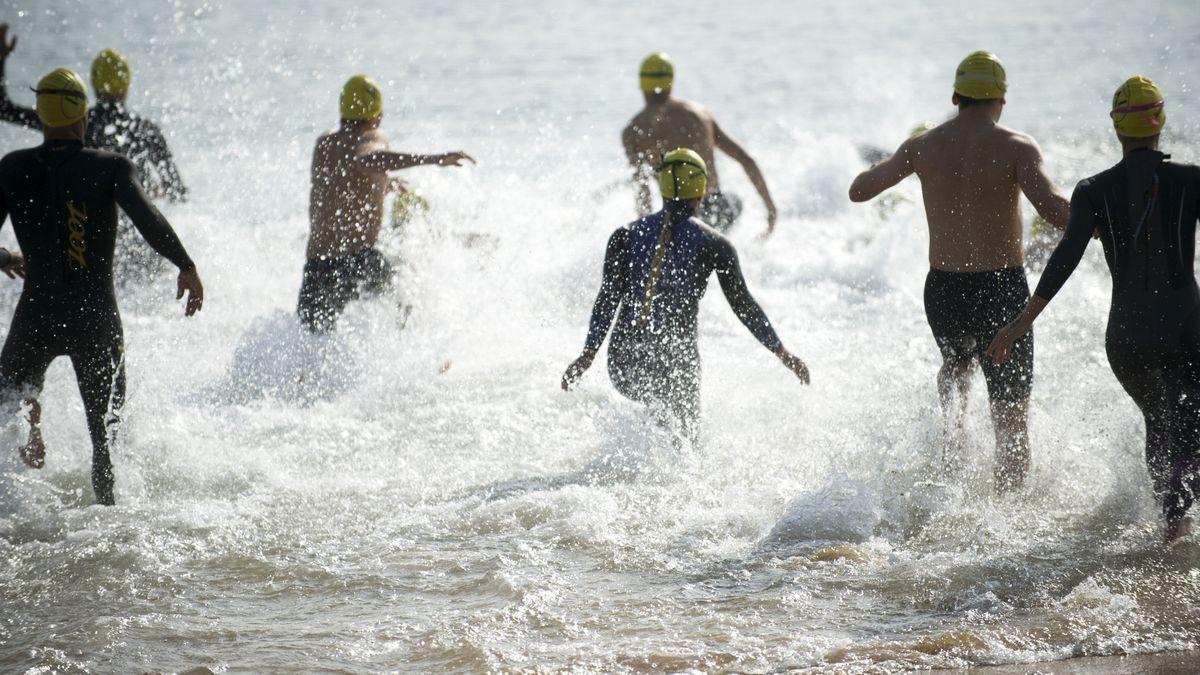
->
xmin=1 ymin=0 xmax=1199 ymax=671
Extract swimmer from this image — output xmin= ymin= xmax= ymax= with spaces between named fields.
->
xmin=0 ymin=69 xmax=204 ymax=505
xmin=988 ymin=77 xmax=1200 ymax=542
xmin=562 ymin=148 xmax=809 ymax=442
xmin=0 ymin=24 xmax=191 ymax=281
xmin=848 ymin=51 xmax=1070 ymax=492
xmin=298 ymin=74 xmax=473 ymax=333
xmin=622 ymin=53 xmax=778 ymax=237
xmin=0 ymin=24 xmax=187 ymax=200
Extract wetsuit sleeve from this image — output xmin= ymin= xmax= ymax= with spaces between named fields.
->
xmin=583 ymin=228 xmax=630 ymax=351
xmin=1034 ymin=183 xmax=1097 ymax=301
xmin=0 ymin=174 xmax=7 ymax=230
xmin=0 ymin=57 xmax=42 ymax=130
xmin=113 ymin=157 xmax=195 ymax=271
xmin=711 ymin=238 xmax=783 ymax=351
xmin=144 ymin=119 xmax=188 ymax=202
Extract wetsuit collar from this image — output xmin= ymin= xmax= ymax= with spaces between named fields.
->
xmin=663 ymin=200 xmax=696 ymax=225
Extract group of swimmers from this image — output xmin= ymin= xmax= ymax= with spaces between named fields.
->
xmin=0 ymin=25 xmax=1194 ymax=543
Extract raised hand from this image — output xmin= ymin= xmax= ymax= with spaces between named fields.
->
xmin=0 ymin=24 xmax=16 ymax=61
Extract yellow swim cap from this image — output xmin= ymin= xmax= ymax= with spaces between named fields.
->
xmin=954 ymin=51 xmax=1007 ymax=100
xmin=658 ymin=148 xmax=707 ymax=201
xmin=639 ymin=53 xmax=674 ymax=93
xmin=1111 ymin=76 xmax=1165 ymax=138
xmin=340 ymin=74 xmax=383 ymax=121
xmin=91 ymin=49 xmax=131 ymax=97
xmin=34 ymin=68 xmax=89 ymax=128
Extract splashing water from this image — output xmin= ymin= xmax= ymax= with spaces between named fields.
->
xmin=1 ymin=0 xmax=1199 ymax=671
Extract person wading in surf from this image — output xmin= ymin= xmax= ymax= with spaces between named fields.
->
xmin=989 ymin=77 xmax=1200 ymax=543
xmin=0 ymin=68 xmax=204 ymax=505
xmin=848 ymin=51 xmax=1069 ymax=493
xmin=562 ymin=148 xmax=808 ymax=443
xmin=298 ymin=74 xmax=474 ymax=333
xmin=622 ymin=53 xmax=778 ymax=237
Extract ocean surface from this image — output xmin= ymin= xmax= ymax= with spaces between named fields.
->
xmin=1 ymin=0 xmax=1199 ymax=671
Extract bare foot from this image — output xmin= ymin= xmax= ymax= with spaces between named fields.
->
xmin=1164 ymin=516 xmax=1193 ymax=544
xmin=18 ymin=399 xmax=44 ymax=469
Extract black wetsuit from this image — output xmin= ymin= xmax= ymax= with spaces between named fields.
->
xmin=0 ymin=140 xmax=194 ymax=505
xmin=584 ymin=204 xmax=782 ymax=438
xmin=1035 ymin=149 xmax=1200 ymax=522
xmin=296 ymin=247 xmax=394 ymax=333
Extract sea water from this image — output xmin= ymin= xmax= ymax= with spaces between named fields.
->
xmin=0 ymin=0 xmax=1198 ymax=671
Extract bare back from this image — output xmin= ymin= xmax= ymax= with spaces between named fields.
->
xmin=307 ymin=126 xmax=389 ymax=260
xmin=622 ymin=98 xmax=722 ymax=190
xmin=909 ymin=117 xmax=1034 ymax=272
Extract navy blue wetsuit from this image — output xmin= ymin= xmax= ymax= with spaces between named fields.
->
xmin=584 ymin=204 xmax=782 ymax=438
xmin=1035 ymin=149 xmax=1200 ymax=523
xmin=0 ymin=140 xmax=194 ymax=505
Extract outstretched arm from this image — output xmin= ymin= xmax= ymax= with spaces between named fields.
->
xmin=352 ymin=150 xmax=475 ymax=174
xmin=0 ymin=24 xmax=42 ymax=131
xmin=563 ymin=229 xmax=630 ymax=390
xmin=713 ymin=120 xmax=777 ymax=237
xmin=1015 ymin=136 xmax=1070 ymax=230
xmin=987 ymin=184 xmax=1097 ymax=362
xmin=622 ymin=125 xmax=653 ymax=217
xmin=849 ymin=137 xmax=915 ymax=202
xmin=713 ymin=240 xmax=809 ymax=383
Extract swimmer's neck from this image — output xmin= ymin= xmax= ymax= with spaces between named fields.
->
xmin=1120 ymin=135 xmax=1160 ymax=156
xmin=953 ymin=105 xmax=1001 ymax=125
xmin=642 ymin=91 xmax=671 ymax=108
xmin=43 ymin=119 xmax=86 ymax=143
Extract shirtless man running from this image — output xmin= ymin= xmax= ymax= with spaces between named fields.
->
xmin=848 ymin=51 xmax=1069 ymax=492
xmin=622 ymin=53 xmax=778 ymax=237
xmin=298 ymin=74 xmax=473 ymax=333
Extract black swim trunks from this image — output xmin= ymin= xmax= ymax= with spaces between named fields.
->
xmin=296 ymin=247 xmax=394 ymax=333
xmin=699 ymin=192 xmax=743 ymax=233
xmin=924 ymin=266 xmax=1033 ymax=401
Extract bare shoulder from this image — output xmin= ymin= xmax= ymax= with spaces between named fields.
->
xmin=996 ymin=125 xmax=1043 ymax=155
xmin=676 ymin=98 xmax=712 ymax=122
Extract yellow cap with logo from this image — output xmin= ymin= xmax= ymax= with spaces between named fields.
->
xmin=340 ymin=74 xmax=383 ymax=120
xmin=639 ymin=53 xmax=674 ymax=93
xmin=658 ymin=148 xmax=707 ymax=201
xmin=34 ymin=68 xmax=89 ymax=128
xmin=954 ymin=51 xmax=1007 ymax=100
xmin=1111 ymin=76 xmax=1165 ymax=138
xmin=91 ymin=49 xmax=131 ymax=97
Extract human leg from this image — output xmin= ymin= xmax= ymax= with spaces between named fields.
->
xmin=0 ymin=323 xmax=55 ymax=470
xmin=296 ymin=258 xmax=355 ymax=333
xmin=70 ymin=341 xmax=126 ymax=506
